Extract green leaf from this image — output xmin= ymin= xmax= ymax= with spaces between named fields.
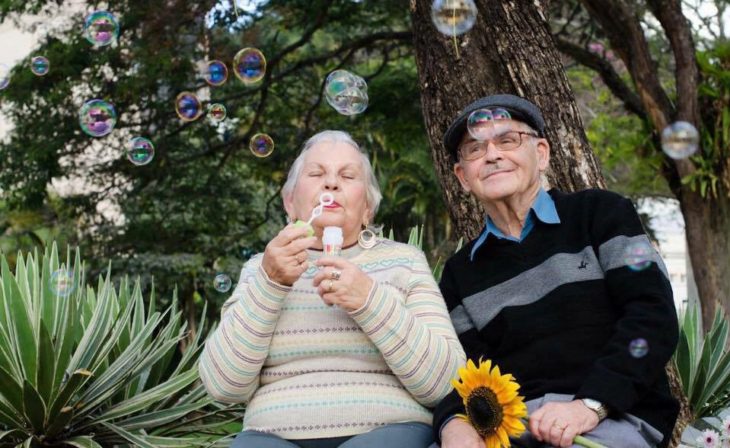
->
xmin=22 ymin=380 xmax=46 ymax=432
xmin=64 ymin=436 xmax=104 ymax=448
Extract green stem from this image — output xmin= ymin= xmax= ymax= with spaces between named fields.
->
xmin=574 ymin=435 xmax=608 ymax=448
xmin=452 ymin=5 xmax=460 ymax=58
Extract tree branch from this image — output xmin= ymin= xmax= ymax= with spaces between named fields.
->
xmin=555 ymin=36 xmax=646 ymax=118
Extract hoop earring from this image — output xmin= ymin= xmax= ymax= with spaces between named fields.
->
xmin=358 ymin=227 xmax=376 ymax=249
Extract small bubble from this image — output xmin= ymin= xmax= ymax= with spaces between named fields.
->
xmin=623 ymin=241 xmax=653 ymax=272
xmin=233 ymin=48 xmax=266 ymax=84
xmin=127 ymin=137 xmax=155 ymax=166
xmin=84 ymin=11 xmax=119 ymax=47
xmin=0 ymin=64 xmax=10 ymax=90
xmin=250 ymin=133 xmax=274 ymax=158
xmin=50 ymin=269 xmax=74 ymax=297
xmin=207 ymin=103 xmax=227 ymax=122
xmin=661 ymin=121 xmax=699 ymax=159
xmin=79 ymin=99 xmax=117 ymax=138
xmin=629 ymin=338 xmax=649 ymax=358
xmin=175 ymin=92 xmax=202 ymax=122
xmin=214 ymin=274 xmax=232 ymax=293
xmin=30 ymin=56 xmax=50 ymax=76
xmin=431 ymin=0 xmax=478 ymax=37
xmin=203 ymin=60 xmax=228 ymax=87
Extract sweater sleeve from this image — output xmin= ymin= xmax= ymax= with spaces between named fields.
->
xmin=198 ymin=255 xmax=290 ymax=403
xmin=432 ymin=258 xmax=473 ymax=442
xmin=347 ymin=246 xmax=466 ymax=408
xmin=575 ymin=194 xmax=679 ymax=413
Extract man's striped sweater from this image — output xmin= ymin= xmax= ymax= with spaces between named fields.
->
xmin=433 ymin=189 xmax=680 ymax=447
xmin=199 ymin=238 xmax=465 ymax=440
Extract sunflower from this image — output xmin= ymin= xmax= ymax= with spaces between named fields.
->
xmin=451 ymin=358 xmax=528 ymax=448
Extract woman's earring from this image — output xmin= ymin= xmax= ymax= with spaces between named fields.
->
xmin=358 ymin=226 xmax=376 ymax=249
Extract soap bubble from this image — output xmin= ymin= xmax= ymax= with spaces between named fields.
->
xmin=324 ymin=70 xmax=369 ymax=115
xmin=250 ymin=133 xmax=274 ymax=158
xmin=175 ymin=92 xmax=202 ymax=122
xmin=241 ymin=247 xmax=254 ymax=259
xmin=127 ymin=137 xmax=155 ymax=166
xmin=629 ymin=338 xmax=649 ymax=358
xmin=0 ymin=64 xmax=10 ymax=90
xmin=84 ymin=11 xmax=119 ymax=47
xmin=467 ymin=108 xmax=511 ymax=141
xmin=214 ymin=274 xmax=232 ymax=293
xmin=79 ymin=99 xmax=117 ymax=137
xmin=50 ymin=269 xmax=74 ymax=297
xmin=661 ymin=121 xmax=699 ymax=159
xmin=30 ymin=56 xmax=50 ymax=76
xmin=233 ymin=48 xmax=266 ymax=84
xmin=208 ymin=103 xmax=227 ymax=122
xmin=431 ymin=0 xmax=478 ymax=37
xmin=623 ymin=241 xmax=653 ymax=272
xmin=203 ymin=60 xmax=228 ymax=87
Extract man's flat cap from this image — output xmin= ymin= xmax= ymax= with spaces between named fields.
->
xmin=443 ymin=94 xmax=546 ymax=159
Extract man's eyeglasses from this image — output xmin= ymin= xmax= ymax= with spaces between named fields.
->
xmin=458 ymin=130 xmax=538 ymax=161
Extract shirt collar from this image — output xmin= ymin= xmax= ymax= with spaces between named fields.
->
xmin=469 ymin=188 xmax=561 ymax=261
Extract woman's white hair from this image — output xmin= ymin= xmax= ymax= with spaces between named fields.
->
xmin=282 ymin=130 xmax=382 ymax=220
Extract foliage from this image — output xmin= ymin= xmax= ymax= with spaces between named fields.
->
xmin=673 ymin=297 xmax=730 ymax=420
xmin=0 ymin=243 xmax=243 ymax=447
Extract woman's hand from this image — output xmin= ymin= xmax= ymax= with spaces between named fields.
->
xmin=313 ymin=257 xmax=373 ymax=311
xmin=261 ymin=224 xmax=318 ymax=286
xmin=441 ymin=418 xmax=484 ymax=448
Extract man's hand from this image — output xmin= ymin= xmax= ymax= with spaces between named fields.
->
xmin=528 ymin=400 xmax=599 ymax=447
xmin=440 ymin=418 xmax=484 ymax=448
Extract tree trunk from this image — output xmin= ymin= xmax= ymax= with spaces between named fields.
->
xmin=409 ymin=0 xmax=604 ymax=239
xmin=678 ymin=187 xmax=730 ymax=330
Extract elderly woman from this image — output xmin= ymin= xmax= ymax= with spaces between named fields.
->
xmin=199 ymin=130 xmax=465 ymax=448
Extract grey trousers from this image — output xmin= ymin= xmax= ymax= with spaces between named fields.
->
xmin=430 ymin=393 xmax=663 ymax=448
xmin=230 ymin=421 xmax=434 ymax=448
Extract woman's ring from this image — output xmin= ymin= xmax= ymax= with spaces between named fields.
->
xmin=553 ymin=423 xmax=566 ymax=430
xmin=331 ymin=270 xmax=341 ymax=280
xmin=326 ymin=280 xmax=333 ymax=292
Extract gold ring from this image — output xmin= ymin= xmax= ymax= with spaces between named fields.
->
xmin=553 ymin=423 xmax=566 ymax=430
xmin=326 ymin=279 xmax=333 ymax=292
xmin=331 ymin=270 xmax=341 ymax=280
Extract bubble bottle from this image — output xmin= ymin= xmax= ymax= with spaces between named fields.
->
xmin=322 ymin=226 xmax=343 ymax=257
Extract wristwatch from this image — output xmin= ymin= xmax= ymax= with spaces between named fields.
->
xmin=581 ymin=398 xmax=609 ymax=421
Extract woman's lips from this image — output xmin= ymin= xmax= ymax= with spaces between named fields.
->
xmin=324 ymin=202 xmax=341 ymax=209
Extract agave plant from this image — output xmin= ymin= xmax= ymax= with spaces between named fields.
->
xmin=0 ymin=244 xmax=244 ymax=447
xmin=674 ymin=298 xmax=730 ymax=419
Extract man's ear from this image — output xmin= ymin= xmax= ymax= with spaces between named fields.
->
xmin=536 ymin=138 xmax=551 ymax=171
xmin=454 ymin=162 xmax=472 ymax=193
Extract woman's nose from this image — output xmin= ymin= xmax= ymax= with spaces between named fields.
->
xmin=323 ymin=174 xmax=340 ymax=190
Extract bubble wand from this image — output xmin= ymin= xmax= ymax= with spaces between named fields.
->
xmin=293 ymin=193 xmax=334 ymax=236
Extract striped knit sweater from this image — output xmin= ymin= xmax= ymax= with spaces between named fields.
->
xmin=199 ymin=238 xmax=466 ymax=440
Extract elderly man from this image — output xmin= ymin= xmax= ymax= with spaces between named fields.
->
xmin=432 ymin=94 xmax=679 ymax=448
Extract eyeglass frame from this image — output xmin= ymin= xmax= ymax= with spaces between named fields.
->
xmin=457 ymin=130 xmax=540 ymax=161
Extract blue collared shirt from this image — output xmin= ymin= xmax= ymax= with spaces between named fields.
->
xmin=469 ymin=188 xmax=561 ymax=261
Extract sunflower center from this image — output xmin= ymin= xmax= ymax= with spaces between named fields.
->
xmin=466 ymin=386 xmax=504 ymax=436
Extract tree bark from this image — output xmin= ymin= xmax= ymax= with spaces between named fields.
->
xmin=409 ymin=0 xmax=604 ymax=239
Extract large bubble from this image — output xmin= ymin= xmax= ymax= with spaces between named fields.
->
xmin=629 ymin=338 xmax=649 ymax=358
xmin=250 ymin=133 xmax=274 ymax=158
xmin=84 ymin=11 xmax=119 ymax=47
xmin=661 ymin=121 xmax=699 ymax=159
xmin=0 ymin=64 xmax=10 ymax=90
xmin=127 ymin=137 xmax=155 ymax=166
xmin=233 ymin=48 xmax=266 ymax=84
xmin=30 ymin=56 xmax=50 ymax=76
xmin=175 ymin=92 xmax=203 ymax=122
xmin=431 ymin=0 xmax=478 ymax=37
xmin=203 ymin=60 xmax=228 ymax=87
xmin=325 ymin=70 xmax=368 ymax=115
xmin=208 ymin=103 xmax=227 ymax=123
xmin=79 ymin=99 xmax=117 ymax=137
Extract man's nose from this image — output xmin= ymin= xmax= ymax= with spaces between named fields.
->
xmin=483 ymin=140 xmax=503 ymax=162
